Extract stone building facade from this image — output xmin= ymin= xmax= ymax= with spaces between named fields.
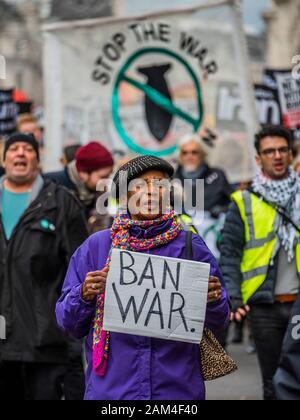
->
xmin=0 ymin=0 xmax=114 ymax=105
xmin=264 ymin=0 xmax=300 ymax=68
xmin=0 ymin=0 xmax=43 ymax=104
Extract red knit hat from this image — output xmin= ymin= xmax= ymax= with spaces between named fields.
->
xmin=75 ymin=142 xmax=114 ymax=173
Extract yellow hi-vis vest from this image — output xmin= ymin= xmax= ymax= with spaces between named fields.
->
xmin=232 ymin=190 xmax=300 ymax=304
xmin=178 ymin=214 xmax=198 ymax=235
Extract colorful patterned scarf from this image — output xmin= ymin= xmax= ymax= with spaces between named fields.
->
xmin=92 ymin=209 xmax=183 ymax=376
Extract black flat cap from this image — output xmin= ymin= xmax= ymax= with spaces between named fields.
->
xmin=112 ymin=155 xmax=174 ymax=199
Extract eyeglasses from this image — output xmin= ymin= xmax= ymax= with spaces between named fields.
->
xmin=181 ymin=150 xmax=200 ymax=156
xmin=260 ymin=147 xmax=290 ymax=158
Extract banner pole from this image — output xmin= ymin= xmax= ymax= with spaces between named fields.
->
xmin=229 ymin=0 xmax=259 ymax=179
xmin=43 ymin=32 xmax=64 ymax=172
xmin=43 ymin=0 xmax=231 ymax=32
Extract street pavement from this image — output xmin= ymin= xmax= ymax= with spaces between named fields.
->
xmin=206 ymin=337 xmax=262 ymax=400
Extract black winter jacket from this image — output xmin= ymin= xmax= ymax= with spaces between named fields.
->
xmin=174 ymin=164 xmax=232 ymax=216
xmin=0 ymin=178 xmax=88 ymax=363
xmin=46 ymin=168 xmax=97 ymax=219
xmin=274 ymin=294 xmax=300 ymax=400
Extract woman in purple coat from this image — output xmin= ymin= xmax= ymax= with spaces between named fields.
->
xmin=56 ymin=156 xmax=230 ymax=400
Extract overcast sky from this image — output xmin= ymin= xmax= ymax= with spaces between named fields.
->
xmin=244 ymin=0 xmax=270 ymax=30
xmin=124 ymin=0 xmax=271 ymax=32
xmin=5 ymin=0 xmax=272 ymax=31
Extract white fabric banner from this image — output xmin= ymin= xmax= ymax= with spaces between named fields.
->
xmin=44 ymin=0 xmax=257 ymax=182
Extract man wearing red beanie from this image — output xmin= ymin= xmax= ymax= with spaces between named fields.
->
xmin=47 ymin=142 xmax=114 ymax=219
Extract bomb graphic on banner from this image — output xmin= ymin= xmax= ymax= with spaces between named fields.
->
xmin=138 ymin=64 xmax=173 ymax=142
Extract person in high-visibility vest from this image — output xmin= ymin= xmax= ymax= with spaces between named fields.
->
xmin=220 ymin=125 xmax=300 ymax=401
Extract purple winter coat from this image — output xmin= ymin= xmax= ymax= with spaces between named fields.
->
xmin=56 ymin=222 xmax=230 ymax=401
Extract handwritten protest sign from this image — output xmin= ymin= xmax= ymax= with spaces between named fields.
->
xmin=103 ymin=249 xmax=210 ymax=344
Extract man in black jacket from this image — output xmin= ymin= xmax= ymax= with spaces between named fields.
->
xmin=174 ymin=134 xmax=232 ymax=216
xmin=274 ymin=294 xmax=300 ymax=400
xmin=47 ymin=142 xmax=114 ymax=219
xmin=0 ymin=133 xmax=88 ymax=400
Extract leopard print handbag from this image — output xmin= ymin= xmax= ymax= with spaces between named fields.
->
xmin=200 ymin=328 xmax=238 ymax=381
xmin=185 ymin=231 xmax=237 ymax=381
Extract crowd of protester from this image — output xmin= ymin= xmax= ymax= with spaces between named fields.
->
xmin=0 ymin=115 xmax=299 ymax=400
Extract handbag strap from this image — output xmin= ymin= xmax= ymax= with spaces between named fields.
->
xmin=185 ymin=230 xmax=194 ymax=260
xmin=248 ymin=188 xmax=300 ymax=235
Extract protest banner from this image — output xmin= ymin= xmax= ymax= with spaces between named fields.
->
xmin=263 ymin=68 xmax=300 ymax=136
xmin=43 ymin=0 xmax=258 ymax=182
xmin=103 ymin=249 xmax=210 ymax=344
xmin=276 ymin=74 xmax=300 ymax=130
xmin=194 ymin=213 xmax=226 ymax=260
xmin=0 ymin=88 xmax=18 ymax=137
xmin=217 ymin=82 xmax=282 ymax=128
xmin=16 ymin=101 xmax=33 ymax=115
xmin=255 ymin=84 xmax=282 ymax=126
xmin=263 ymin=69 xmax=288 ymax=90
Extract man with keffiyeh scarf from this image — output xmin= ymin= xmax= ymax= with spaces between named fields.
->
xmin=220 ymin=126 xmax=300 ymax=400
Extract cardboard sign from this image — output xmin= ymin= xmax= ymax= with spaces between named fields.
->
xmin=103 ymin=249 xmax=210 ymax=344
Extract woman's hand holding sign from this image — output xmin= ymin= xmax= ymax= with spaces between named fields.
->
xmin=207 ymin=276 xmax=222 ymax=304
xmin=82 ymin=267 xmax=109 ymax=302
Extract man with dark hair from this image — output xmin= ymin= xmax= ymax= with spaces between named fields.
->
xmin=47 ymin=142 xmax=114 ymax=218
xmin=60 ymin=144 xmax=82 ymax=167
xmin=220 ymin=125 xmax=300 ymax=400
xmin=0 ymin=133 xmax=88 ymax=400
xmin=47 ymin=142 xmax=114 ymax=234
xmin=254 ymin=126 xmax=293 ymax=156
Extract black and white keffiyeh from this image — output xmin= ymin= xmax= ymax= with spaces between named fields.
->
xmin=252 ymin=168 xmax=300 ymax=262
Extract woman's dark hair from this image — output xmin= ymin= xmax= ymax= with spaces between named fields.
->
xmin=254 ymin=126 xmax=293 ymax=153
